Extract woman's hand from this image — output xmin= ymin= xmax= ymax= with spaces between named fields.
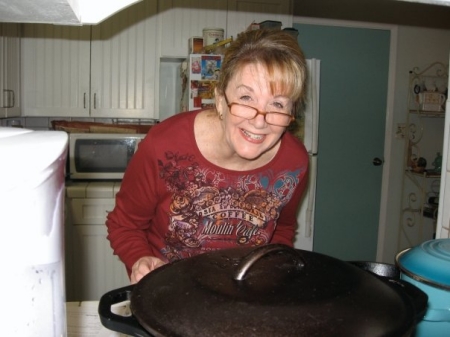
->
xmin=130 ymin=256 xmax=167 ymax=284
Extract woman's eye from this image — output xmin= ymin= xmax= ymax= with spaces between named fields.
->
xmin=239 ymin=95 xmax=252 ymax=102
xmin=271 ymin=102 xmax=285 ymax=110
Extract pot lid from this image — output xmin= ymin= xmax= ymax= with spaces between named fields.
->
xmin=396 ymin=239 xmax=450 ymax=288
xmin=130 ymin=244 xmax=419 ymax=337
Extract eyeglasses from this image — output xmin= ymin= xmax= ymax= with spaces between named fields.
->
xmin=225 ymin=96 xmax=294 ymax=127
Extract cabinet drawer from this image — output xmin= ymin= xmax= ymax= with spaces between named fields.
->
xmin=69 ymin=198 xmax=115 ymax=225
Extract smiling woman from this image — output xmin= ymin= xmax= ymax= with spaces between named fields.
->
xmin=105 ymin=29 xmax=311 ymax=285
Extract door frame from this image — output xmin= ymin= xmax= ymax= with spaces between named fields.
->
xmin=293 ymin=16 xmax=398 ymax=261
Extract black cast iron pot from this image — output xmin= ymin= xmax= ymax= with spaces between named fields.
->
xmin=99 ymin=244 xmax=427 ymax=337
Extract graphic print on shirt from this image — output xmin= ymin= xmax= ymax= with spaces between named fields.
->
xmin=158 ymin=151 xmax=301 ymax=261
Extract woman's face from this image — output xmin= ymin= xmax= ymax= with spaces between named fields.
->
xmin=216 ymin=63 xmax=292 ymax=161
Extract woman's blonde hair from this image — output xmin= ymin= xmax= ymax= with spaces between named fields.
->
xmin=216 ymin=29 xmax=307 ymax=116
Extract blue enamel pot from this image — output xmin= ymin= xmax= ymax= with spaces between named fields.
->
xmin=396 ymin=239 xmax=450 ymax=337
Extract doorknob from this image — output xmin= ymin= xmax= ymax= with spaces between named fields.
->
xmin=373 ymin=157 xmax=384 ymax=166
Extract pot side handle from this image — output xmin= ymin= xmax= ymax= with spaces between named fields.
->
xmin=386 ymin=278 xmax=428 ymax=322
xmin=98 ymin=284 xmax=152 ymax=337
xmin=423 ymin=308 xmax=450 ymax=322
xmin=234 ymin=244 xmax=305 ymax=281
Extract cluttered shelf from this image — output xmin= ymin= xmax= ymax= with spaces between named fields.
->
xmin=398 ymin=61 xmax=447 ymax=249
xmin=408 ymin=109 xmax=445 ymax=118
xmin=405 ymin=169 xmax=441 ymax=178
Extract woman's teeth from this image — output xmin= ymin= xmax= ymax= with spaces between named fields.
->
xmin=242 ymin=129 xmax=263 ymax=140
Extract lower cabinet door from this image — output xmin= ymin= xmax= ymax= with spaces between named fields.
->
xmin=67 ymin=224 xmax=130 ymax=302
xmin=65 ymin=197 xmax=129 ymax=301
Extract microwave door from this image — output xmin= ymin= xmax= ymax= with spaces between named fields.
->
xmin=69 ymin=134 xmax=145 ymax=180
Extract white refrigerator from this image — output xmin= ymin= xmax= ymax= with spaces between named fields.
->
xmin=183 ymin=54 xmax=223 ymax=111
xmin=293 ymin=59 xmax=321 ymax=252
xmin=436 ymin=61 xmax=450 ymax=240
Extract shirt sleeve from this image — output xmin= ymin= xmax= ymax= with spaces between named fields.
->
xmin=272 ymin=168 xmax=308 ymax=246
xmin=105 ymin=132 xmax=163 ymax=275
xmin=270 ymin=135 xmax=309 ymax=247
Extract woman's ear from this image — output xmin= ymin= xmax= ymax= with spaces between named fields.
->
xmin=214 ymin=88 xmax=224 ymax=113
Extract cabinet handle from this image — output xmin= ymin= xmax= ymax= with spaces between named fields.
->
xmin=83 ymin=93 xmax=86 ymax=109
xmin=2 ymin=89 xmax=14 ymax=108
xmin=94 ymin=93 xmax=97 ymax=109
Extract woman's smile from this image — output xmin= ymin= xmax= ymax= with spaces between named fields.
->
xmin=240 ymin=128 xmax=266 ymax=143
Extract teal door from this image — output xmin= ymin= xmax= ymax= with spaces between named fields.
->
xmin=294 ymin=23 xmax=390 ymax=261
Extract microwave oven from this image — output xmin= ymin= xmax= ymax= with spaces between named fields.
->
xmin=68 ymin=133 xmax=146 ymax=180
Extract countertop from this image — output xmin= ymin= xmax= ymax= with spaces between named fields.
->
xmin=67 ymin=301 xmax=130 ymax=337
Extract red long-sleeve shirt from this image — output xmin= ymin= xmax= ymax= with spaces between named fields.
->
xmin=106 ymin=110 xmax=309 ymax=275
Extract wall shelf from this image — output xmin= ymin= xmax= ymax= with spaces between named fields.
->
xmin=398 ymin=61 xmax=448 ymax=250
xmin=408 ymin=110 xmax=445 ymax=118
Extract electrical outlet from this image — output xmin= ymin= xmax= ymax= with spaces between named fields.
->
xmin=396 ymin=123 xmax=406 ymax=139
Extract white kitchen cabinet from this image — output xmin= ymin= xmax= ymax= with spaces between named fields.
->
xmin=67 ymin=222 xmax=130 ymax=301
xmin=90 ymin=0 xmax=158 ymax=118
xmin=21 ymin=24 xmax=91 ymax=117
xmin=0 ymin=23 xmax=21 ymax=118
xmin=65 ymin=182 xmax=129 ymax=302
xmin=21 ymin=0 xmax=158 ymax=119
xmin=157 ymin=0 xmax=293 ymax=58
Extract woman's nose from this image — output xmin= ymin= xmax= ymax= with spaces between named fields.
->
xmin=249 ymin=111 xmax=268 ymax=128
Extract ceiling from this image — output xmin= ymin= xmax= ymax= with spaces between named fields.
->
xmin=293 ymin=0 xmax=450 ymax=29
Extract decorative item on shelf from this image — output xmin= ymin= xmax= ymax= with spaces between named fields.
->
xmin=422 ymin=203 xmax=438 ymax=219
xmin=409 ymin=62 xmax=448 ymax=114
xmin=411 ymin=156 xmax=427 ymax=173
xmin=202 ymin=28 xmax=224 ymax=47
xmin=245 ymin=20 xmax=283 ymax=31
xmin=432 ymin=152 xmax=442 ymax=172
xmin=259 ymin=20 xmax=282 ymax=30
xmin=246 ymin=21 xmax=260 ymax=31
xmin=282 ymin=27 xmax=299 ymax=39
xmin=189 ymin=37 xmax=204 ymax=54
xmin=428 ymin=196 xmax=439 ymax=206
xmin=418 ymin=91 xmax=446 ymax=112
xmin=201 ymin=37 xmax=233 ymax=55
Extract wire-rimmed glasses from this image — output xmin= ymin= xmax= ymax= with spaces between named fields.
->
xmin=225 ymin=95 xmax=294 ymax=127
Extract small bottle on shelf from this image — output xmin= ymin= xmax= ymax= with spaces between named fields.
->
xmin=432 ymin=152 xmax=442 ymax=172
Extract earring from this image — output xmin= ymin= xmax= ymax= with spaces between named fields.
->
xmin=216 ymin=106 xmax=223 ymax=120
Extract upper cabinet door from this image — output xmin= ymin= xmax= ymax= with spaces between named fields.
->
xmin=158 ymin=0 xmax=228 ymax=58
xmin=0 ymin=23 xmax=21 ymax=118
xmin=21 ymin=24 xmax=91 ymax=117
xmin=22 ymin=0 xmax=158 ymax=119
xmin=90 ymin=0 xmax=158 ymax=118
xmin=227 ymin=0 xmax=293 ymax=40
